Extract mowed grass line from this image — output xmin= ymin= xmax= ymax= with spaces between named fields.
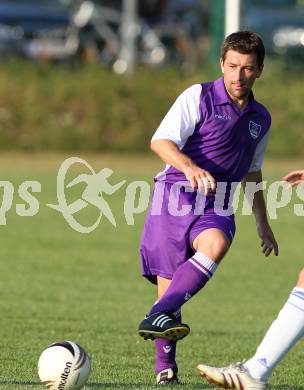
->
xmin=0 ymin=154 xmax=303 ymax=389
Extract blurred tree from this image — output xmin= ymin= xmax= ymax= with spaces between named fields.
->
xmin=209 ymin=0 xmax=224 ymax=61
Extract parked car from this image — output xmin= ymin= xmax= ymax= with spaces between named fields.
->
xmin=242 ymin=0 xmax=304 ymax=60
xmin=0 ymin=0 xmax=167 ymax=69
xmin=0 ymin=0 xmax=79 ymax=61
xmin=273 ymin=26 xmax=304 ymax=68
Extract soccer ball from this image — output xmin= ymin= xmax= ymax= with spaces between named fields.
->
xmin=38 ymin=341 xmax=91 ymax=390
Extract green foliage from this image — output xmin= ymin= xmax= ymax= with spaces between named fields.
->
xmin=0 ymin=60 xmax=302 ymax=155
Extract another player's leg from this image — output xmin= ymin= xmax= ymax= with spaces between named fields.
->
xmin=197 ymin=268 xmax=304 ymax=389
xmin=138 ymin=228 xmax=230 ymax=341
xmin=242 ymin=267 xmax=304 ymax=381
xmin=155 ymin=276 xmax=180 ymax=385
xmin=197 ymin=362 xmax=266 ymax=390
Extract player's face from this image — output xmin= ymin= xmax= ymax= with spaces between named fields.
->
xmin=220 ymin=50 xmax=263 ymax=102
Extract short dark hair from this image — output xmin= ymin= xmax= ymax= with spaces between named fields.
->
xmin=221 ymin=31 xmax=265 ymax=68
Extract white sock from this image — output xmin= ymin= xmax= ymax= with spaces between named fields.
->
xmin=244 ymin=287 xmax=304 ymax=381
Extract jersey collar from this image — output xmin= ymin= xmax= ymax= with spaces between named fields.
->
xmin=213 ymin=76 xmax=261 ymax=114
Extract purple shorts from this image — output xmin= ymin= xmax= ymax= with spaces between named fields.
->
xmin=140 ymin=181 xmax=236 ymax=284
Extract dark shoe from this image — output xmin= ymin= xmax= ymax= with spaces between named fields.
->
xmin=157 ymin=368 xmax=180 ymax=385
xmin=138 ymin=312 xmax=190 ymax=341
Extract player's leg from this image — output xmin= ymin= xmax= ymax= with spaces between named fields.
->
xmin=192 ymin=227 xmax=230 ymax=260
xmin=296 ymin=267 xmax=304 ymax=287
xmin=155 ymin=276 xmax=180 ymax=384
xmin=157 ymin=275 xmax=171 ymax=297
xmin=197 ymin=268 xmax=304 ymax=388
xmin=149 ymin=228 xmax=230 ymax=314
xmin=139 ymin=227 xmax=231 ymax=340
xmin=242 ymin=267 xmax=304 ymax=381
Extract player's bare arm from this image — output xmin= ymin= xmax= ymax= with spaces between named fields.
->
xmin=242 ymin=170 xmax=278 ymax=257
xmin=150 ymin=139 xmax=216 ymax=195
xmin=283 ymin=170 xmax=304 ymax=187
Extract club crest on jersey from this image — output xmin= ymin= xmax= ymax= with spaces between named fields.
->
xmin=249 ymin=121 xmax=262 ymax=139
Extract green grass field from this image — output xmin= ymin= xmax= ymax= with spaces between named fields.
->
xmin=0 ymin=154 xmax=303 ymax=390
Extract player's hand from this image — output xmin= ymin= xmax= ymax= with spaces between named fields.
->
xmin=283 ymin=170 xmax=304 ymax=188
xmin=184 ymin=166 xmax=216 ymax=196
xmin=257 ymin=222 xmax=279 ymax=257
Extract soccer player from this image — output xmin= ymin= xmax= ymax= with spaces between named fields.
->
xmin=197 ymin=169 xmax=304 ymax=390
xmin=138 ymin=31 xmax=278 ymax=385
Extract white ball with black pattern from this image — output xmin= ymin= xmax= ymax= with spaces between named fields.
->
xmin=38 ymin=341 xmax=91 ymax=390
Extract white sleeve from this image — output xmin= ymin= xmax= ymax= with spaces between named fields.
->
xmin=248 ymin=131 xmax=270 ymax=172
xmin=151 ymin=84 xmax=202 ymax=149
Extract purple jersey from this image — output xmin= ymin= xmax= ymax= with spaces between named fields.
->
xmin=155 ymin=77 xmax=271 ymax=184
xmin=140 ymin=77 xmax=271 ymax=284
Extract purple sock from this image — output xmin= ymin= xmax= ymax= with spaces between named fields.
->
xmin=155 ymin=310 xmax=181 ymax=373
xmin=149 ymin=252 xmax=217 ymax=315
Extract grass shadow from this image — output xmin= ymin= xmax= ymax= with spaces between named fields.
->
xmin=0 ymin=381 xmax=213 ymax=389
xmin=87 ymin=382 xmax=215 ymax=389
xmin=1 ymin=380 xmax=302 ymax=390
xmin=0 ymin=381 xmax=40 ymax=386
xmin=269 ymin=386 xmax=304 ymax=390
